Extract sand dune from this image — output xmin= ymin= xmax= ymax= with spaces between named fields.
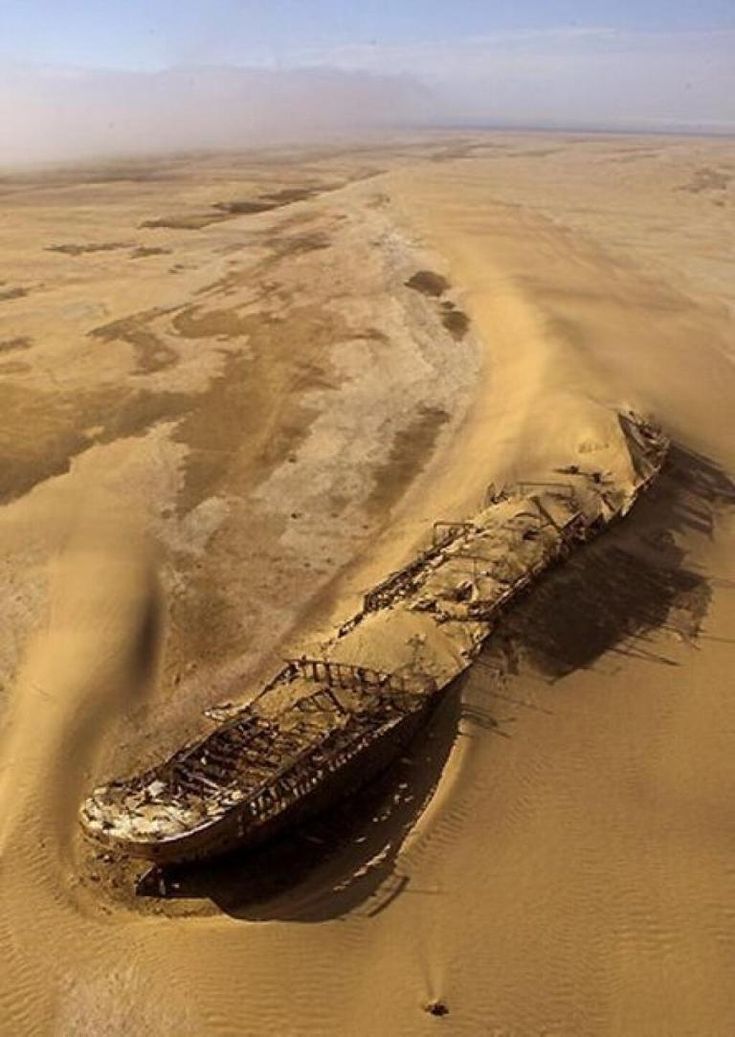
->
xmin=0 ymin=134 xmax=733 ymax=1035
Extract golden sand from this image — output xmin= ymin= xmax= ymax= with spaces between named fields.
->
xmin=0 ymin=134 xmax=733 ymax=1034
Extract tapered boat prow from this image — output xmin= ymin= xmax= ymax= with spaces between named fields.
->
xmin=80 ymin=410 xmax=669 ymax=870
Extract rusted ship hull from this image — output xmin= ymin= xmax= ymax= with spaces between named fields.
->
xmin=80 ymin=411 xmax=669 ymax=873
xmin=122 ymin=697 xmax=436 ymax=865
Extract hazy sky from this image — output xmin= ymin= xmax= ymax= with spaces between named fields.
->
xmin=3 ymin=2 xmax=734 ymax=68
xmin=1 ymin=2 xmax=733 ymax=164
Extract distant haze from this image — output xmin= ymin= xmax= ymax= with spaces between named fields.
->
xmin=1 ymin=25 xmax=734 ymax=167
xmin=0 ymin=65 xmax=430 ymax=167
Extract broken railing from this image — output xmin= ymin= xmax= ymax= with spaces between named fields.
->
xmin=284 ymin=656 xmax=437 ymax=698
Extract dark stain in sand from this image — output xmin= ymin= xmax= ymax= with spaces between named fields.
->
xmin=0 ymin=381 xmax=188 ymax=504
xmin=139 ymin=194 xmax=303 ymax=231
xmin=157 ymin=300 xmax=346 ymax=672
xmin=678 ymin=167 xmax=732 ymax=195
xmin=214 ymin=200 xmax=279 ymax=216
xmin=0 ymin=360 xmax=30 ymax=375
xmin=366 ymin=405 xmax=449 ymax=515
xmin=405 ymin=270 xmax=449 ymax=298
xmin=141 ymin=212 xmax=227 ymax=231
xmin=140 ymin=181 xmax=342 ymax=232
xmin=440 ymin=304 xmax=470 ymax=340
xmin=171 ymin=302 xmax=342 ymax=516
xmin=0 ymin=336 xmax=32 ymax=354
xmin=261 ymin=187 xmax=318 ymax=204
xmin=172 ymin=306 xmax=252 ymax=340
xmin=215 ymin=183 xmax=329 ymax=213
xmin=506 ymin=148 xmax=562 ymax=159
xmin=407 ymin=272 xmax=470 ymax=339
xmin=130 ymin=246 xmax=173 ymax=259
xmin=0 ymin=297 xmax=336 ymax=666
xmin=47 ymin=241 xmax=132 ymax=256
xmin=266 ymin=231 xmax=331 ymax=258
xmin=0 ymin=161 xmax=173 ymax=191
xmin=0 ymin=286 xmax=28 ymax=302
xmin=89 ymin=310 xmax=179 ymax=374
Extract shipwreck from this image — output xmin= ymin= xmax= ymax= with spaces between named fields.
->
xmin=80 ymin=411 xmax=668 ymax=871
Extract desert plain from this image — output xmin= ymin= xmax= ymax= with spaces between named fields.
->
xmin=0 ymin=132 xmax=734 ymax=1035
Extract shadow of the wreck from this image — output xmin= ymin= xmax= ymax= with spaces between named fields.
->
xmin=478 ymin=443 xmax=734 ymax=681
xmin=140 ymin=443 xmax=733 ymax=921
xmin=139 ymin=682 xmax=463 ymax=921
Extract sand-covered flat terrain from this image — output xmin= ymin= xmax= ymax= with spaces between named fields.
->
xmin=0 ymin=133 xmax=734 ymax=1035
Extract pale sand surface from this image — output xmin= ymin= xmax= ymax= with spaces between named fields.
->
xmin=0 ymin=134 xmax=733 ymax=1034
